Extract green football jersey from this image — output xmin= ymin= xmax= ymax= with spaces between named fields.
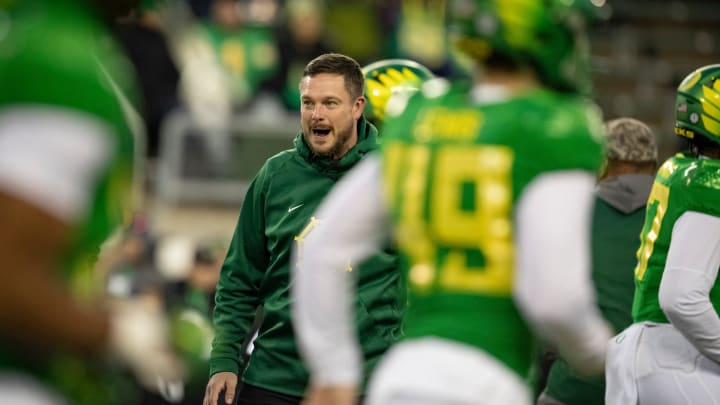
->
xmin=380 ymin=84 xmax=604 ymax=378
xmin=201 ymin=22 xmax=279 ymax=105
xmin=633 ymin=154 xmax=720 ymax=323
xmin=0 ymin=1 xmax=138 ymax=403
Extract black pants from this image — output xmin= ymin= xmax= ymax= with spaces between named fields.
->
xmin=226 ymin=383 xmax=365 ymax=405
xmin=234 ymin=383 xmax=302 ymax=405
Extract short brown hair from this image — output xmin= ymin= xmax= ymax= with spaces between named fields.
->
xmin=302 ymin=53 xmax=365 ymax=100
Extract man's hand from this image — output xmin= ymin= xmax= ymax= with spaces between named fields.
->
xmin=302 ymin=385 xmax=357 ymax=405
xmin=203 ymin=371 xmax=238 ymax=405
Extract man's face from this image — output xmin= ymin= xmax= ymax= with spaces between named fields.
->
xmin=300 ymin=73 xmax=365 ymax=159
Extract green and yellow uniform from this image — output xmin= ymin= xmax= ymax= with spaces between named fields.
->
xmin=633 ymin=154 xmax=720 ymax=322
xmin=380 ymin=83 xmax=604 ymax=380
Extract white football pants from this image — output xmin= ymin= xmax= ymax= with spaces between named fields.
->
xmin=366 ymin=337 xmax=532 ymax=405
xmin=606 ymin=322 xmax=720 ymax=405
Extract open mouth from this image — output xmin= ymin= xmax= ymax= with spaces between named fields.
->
xmin=312 ymin=128 xmax=331 ymax=136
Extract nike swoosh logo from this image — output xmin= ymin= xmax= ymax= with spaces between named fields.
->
xmin=288 ymin=204 xmax=304 ymax=213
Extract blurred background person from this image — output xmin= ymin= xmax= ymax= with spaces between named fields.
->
xmin=269 ymin=0 xmax=330 ymax=112
xmin=168 ymin=0 xmax=280 ymax=117
xmin=153 ymin=0 xmax=283 ymax=183
xmin=199 ymin=0 xmax=279 ymax=112
xmin=96 ymin=221 xmax=226 ymax=405
xmin=0 ymin=0 xmax=184 ymax=404
xmin=538 ymin=117 xmax=658 ymax=405
xmin=392 ymin=0 xmax=454 ymax=77
xmin=606 ymin=64 xmax=720 ymax=404
xmin=100 ymin=214 xmax=166 ymax=305
xmin=292 ymin=0 xmax=614 ymax=404
xmin=113 ymin=0 xmax=182 ymax=161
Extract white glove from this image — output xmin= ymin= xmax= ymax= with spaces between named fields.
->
xmin=108 ymin=299 xmax=187 ymax=393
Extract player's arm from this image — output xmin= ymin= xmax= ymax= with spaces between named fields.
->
xmin=0 ymin=192 xmax=112 ymax=350
xmin=0 ymin=108 xmax=114 ymax=352
xmin=658 ymin=211 xmax=720 ymax=364
xmin=291 ymin=154 xmax=390 ymax=402
xmin=514 ymin=171 xmax=613 ymax=376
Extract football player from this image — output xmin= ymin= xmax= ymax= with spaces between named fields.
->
xmin=606 ymin=64 xmax=720 ymax=404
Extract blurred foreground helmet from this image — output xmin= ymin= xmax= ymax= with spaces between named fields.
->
xmin=447 ymin=0 xmax=607 ymax=95
xmin=674 ymin=64 xmax=720 ymax=146
xmin=363 ymin=59 xmax=436 ymax=123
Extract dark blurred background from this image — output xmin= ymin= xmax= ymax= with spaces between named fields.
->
xmin=590 ymin=0 xmax=718 ymax=159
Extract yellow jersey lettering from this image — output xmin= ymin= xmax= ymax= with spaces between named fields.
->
xmin=635 ymin=182 xmax=670 ymax=281
xmin=413 ymin=107 xmax=482 ymax=142
xmin=387 ymin=143 xmax=515 ymax=295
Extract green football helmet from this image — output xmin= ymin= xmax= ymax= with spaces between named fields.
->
xmin=446 ymin=0 xmax=606 ymax=95
xmin=674 ymin=64 xmax=720 ymax=146
xmin=363 ymin=59 xmax=436 ymax=123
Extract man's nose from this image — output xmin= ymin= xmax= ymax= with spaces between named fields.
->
xmin=311 ymin=105 xmax=326 ymax=120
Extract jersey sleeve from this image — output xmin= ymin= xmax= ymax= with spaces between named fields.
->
xmin=659 ymin=211 xmax=720 ymax=364
xmin=515 ymin=171 xmax=612 ymax=376
xmin=210 ymin=163 xmax=270 ymax=375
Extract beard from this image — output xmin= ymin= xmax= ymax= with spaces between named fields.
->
xmin=328 ymin=126 xmax=354 ymax=159
xmin=308 ymin=118 xmax=356 ymax=160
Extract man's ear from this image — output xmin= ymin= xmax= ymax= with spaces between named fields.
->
xmin=354 ymin=97 xmax=366 ymax=120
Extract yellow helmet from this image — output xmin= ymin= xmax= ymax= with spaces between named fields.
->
xmin=362 ymin=59 xmax=435 ymax=124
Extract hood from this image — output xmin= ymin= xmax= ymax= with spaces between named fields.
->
xmin=595 ymin=173 xmax=655 ymax=214
xmin=294 ymin=115 xmax=379 ymax=177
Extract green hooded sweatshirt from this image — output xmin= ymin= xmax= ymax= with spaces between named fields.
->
xmin=210 ymin=116 xmax=404 ymax=397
